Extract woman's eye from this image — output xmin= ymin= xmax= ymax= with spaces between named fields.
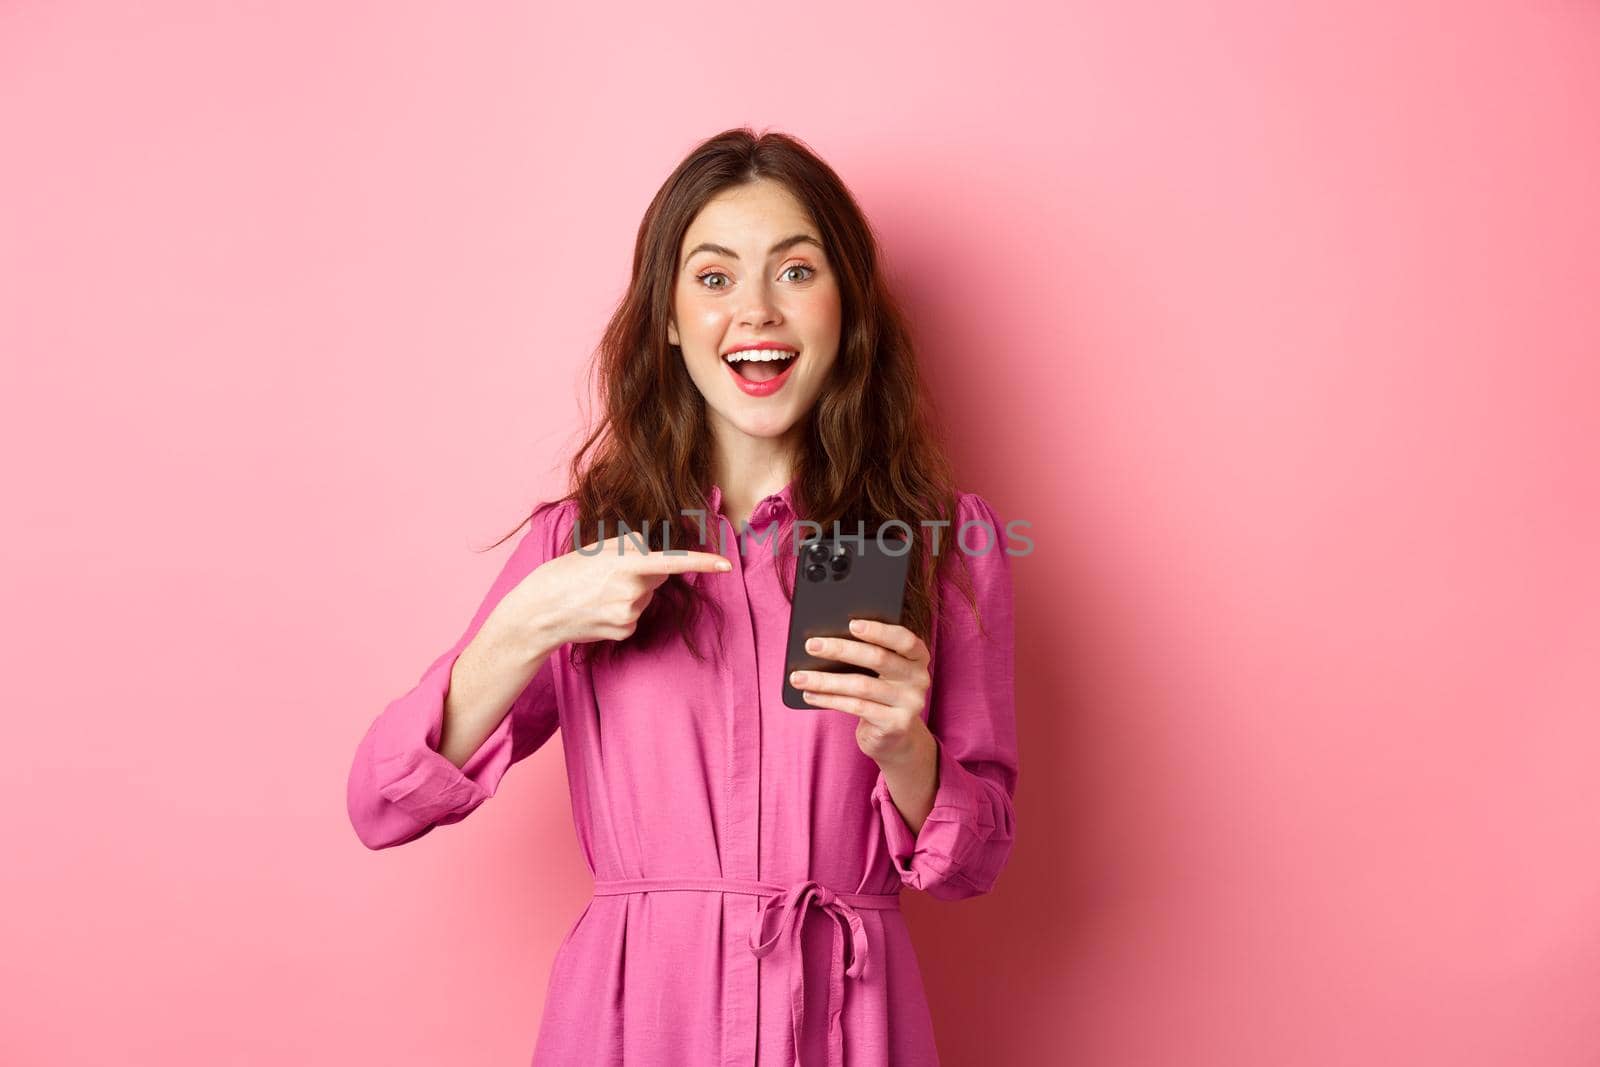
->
xmin=695 ymin=264 xmax=816 ymax=290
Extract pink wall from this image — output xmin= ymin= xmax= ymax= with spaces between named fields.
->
xmin=4 ymin=2 xmax=1597 ymax=1064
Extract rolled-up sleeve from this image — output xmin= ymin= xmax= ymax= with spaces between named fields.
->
xmin=871 ymin=492 xmax=1019 ymax=901
xmin=346 ymin=500 xmax=573 ymax=850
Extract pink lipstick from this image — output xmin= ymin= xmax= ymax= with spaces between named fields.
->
xmin=723 ymin=344 xmax=798 ymax=397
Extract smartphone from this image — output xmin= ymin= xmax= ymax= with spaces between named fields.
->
xmin=781 ymin=530 xmax=914 ymax=710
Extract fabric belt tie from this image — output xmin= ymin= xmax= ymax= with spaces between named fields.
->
xmin=592 ymin=876 xmax=901 ymax=1067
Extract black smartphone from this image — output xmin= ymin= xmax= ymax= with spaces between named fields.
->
xmin=781 ymin=530 xmax=914 ymax=709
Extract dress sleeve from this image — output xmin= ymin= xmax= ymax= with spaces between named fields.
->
xmin=346 ymin=499 xmax=573 ymax=850
xmin=870 ymin=491 xmax=1019 ymax=901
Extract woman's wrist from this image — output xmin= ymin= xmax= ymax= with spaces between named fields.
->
xmin=487 ymin=609 xmax=564 ymax=667
xmin=873 ymin=725 xmax=940 ymax=836
xmin=873 ymin=718 xmax=935 ymax=772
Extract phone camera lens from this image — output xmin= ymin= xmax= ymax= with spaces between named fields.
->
xmin=829 ymin=554 xmax=850 ymax=576
xmin=805 ymin=542 xmax=831 ymax=564
xmin=804 ymin=562 xmax=828 ymax=582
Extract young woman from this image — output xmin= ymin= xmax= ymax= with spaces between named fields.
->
xmin=347 ymin=127 xmax=1020 ymax=1067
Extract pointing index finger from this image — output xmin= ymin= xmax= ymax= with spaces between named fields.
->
xmin=628 ymin=549 xmax=732 ymax=574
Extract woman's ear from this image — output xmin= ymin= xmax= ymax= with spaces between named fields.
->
xmin=667 ymin=318 xmax=680 ymax=347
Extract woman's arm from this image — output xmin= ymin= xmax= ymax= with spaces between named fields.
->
xmin=871 ymin=492 xmax=1019 ymax=901
xmin=870 ymin=726 xmax=940 ymax=837
xmin=345 ymin=501 xmax=573 ymax=850
xmin=435 ymin=585 xmax=565 ymax=769
xmin=346 ymin=499 xmax=730 ymax=850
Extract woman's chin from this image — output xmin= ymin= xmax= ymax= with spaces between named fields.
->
xmin=717 ymin=406 xmax=804 ymax=441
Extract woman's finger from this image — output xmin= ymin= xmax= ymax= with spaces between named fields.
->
xmin=796 ymin=690 xmax=896 ymax=720
xmin=802 ymin=630 xmax=928 ymax=680
xmin=843 ymin=619 xmax=929 ymax=664
xmin=802 ymin=636 xmax=902 ymax=676
xmin=789 ymin=668 xmax=902 ymax=707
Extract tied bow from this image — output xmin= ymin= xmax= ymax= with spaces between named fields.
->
xmin=748 ymin=880 xmax=871 ymax=1067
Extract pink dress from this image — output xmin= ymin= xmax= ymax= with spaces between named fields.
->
xmin=346 ymin=481 xmax=1019 ymax=1066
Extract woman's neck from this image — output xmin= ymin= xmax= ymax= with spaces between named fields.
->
xmin=709 ymin=433 xmax=796 ymax=530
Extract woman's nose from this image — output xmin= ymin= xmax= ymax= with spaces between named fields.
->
xmin=738 ymin=284 xmax=781 ymax=328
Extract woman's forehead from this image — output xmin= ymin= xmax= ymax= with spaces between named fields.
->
xmin=682 ymin=184 xmax=817 ymax=252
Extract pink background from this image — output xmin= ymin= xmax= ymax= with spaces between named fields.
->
xmin=4 ymin=2 xmax=1598 ymax=1064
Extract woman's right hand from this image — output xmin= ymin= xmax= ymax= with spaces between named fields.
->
xmin=486 ymin=532 xmax=732 ymax=653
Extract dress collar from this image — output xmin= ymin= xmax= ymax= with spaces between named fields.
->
xmin=706 ymin=477 xmax=798 ymax=522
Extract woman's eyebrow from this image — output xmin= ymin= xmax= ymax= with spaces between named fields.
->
xmin=682 ymin=233 xmax=823 ymax=269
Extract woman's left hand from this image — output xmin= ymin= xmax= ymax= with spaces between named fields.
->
xmin=789 ymin=618 xmax=933 ymax=766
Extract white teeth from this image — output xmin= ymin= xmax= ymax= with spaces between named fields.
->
xmin=724 ymin=349 xmax=795 ymax=362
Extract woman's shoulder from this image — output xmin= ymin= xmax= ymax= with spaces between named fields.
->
xmin=530 ymin=495 xmax=580 ymax=527
xmin=951 ymin=488 xmax=1001 ymax=525
xmin=938 ymin=487 xmax=1027 ymax=589
xmin=931 ymin=488 xmax=1016 ymax=646
xmin=523 ymin=496 xmax=582 ymax=560
xmin=946 ymin=489 xmax=1008 ymax=553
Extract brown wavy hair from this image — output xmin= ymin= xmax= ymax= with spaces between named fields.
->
xmin=490 ymin=126 xmax=983 ymax=671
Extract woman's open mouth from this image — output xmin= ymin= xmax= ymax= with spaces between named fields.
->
xmin=723 ymin=348 xmax=798 ymax=397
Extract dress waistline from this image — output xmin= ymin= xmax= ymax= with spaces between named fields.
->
xmin=592 ymin=877 xmax=901 ymax=1067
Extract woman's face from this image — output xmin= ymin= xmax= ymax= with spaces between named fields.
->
xmin=669 ymin=179 xmax=842 ymax=448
